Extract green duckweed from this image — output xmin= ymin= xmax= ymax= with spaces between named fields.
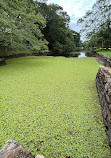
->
xmin=0 ymin=56 xmax=110 ymax=158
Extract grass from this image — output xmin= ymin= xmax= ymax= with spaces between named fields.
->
xmin=0 ymin=56 xmax=110 ymax=158
xmin=95 ymin=48 xmax=111 ymax=57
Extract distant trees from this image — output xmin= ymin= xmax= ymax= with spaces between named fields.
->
xmin=36 ymin=2 xmax=80 ymax=53
xmin=0 ymin=0 xmax=81 ymax=55
xmin=78 ymin=0 xmax=111 ymax=50
xmin=72 ymin=31 xmax=81 ymax=48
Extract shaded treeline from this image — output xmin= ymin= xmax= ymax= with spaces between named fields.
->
xmin=0 ymin=0 xmax=81 ymax=55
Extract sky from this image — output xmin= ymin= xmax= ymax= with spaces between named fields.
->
xmin=47 ymin=0 xmax=97 ymax=33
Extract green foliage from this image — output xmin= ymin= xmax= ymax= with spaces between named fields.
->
xmin=95 ymin=48 xmax=102 ymax=52
xmin=0 ymin=56 xmax=110 ymax=157
xmin=78 ymin=0 xmax=111 ymax=49
xmin=85 ymin=51 xmax=96 ymax=57
xmin=0 ymin=0 xmax=81 ymax=54
xmin=36 ymin=2 xmax=79 ymax=54
xmin=86 ymin=20 xmax=111 ymax=49
xmin=72 ymin=30 xmax=81 ymax=48
xmin=0 ymin=0 xmax=48 ymax=52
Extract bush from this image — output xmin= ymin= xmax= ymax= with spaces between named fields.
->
xmin=86 ymin=50 xmax=96 ymax=57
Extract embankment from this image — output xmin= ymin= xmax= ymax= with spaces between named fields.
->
xmin=95 ymin=52 xmax=111 ymax=67
xmin=96 ymin=52 xmax=111 ymax=147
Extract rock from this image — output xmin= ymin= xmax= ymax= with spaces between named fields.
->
xmin=36 ymin=154 xmax=46 ymax=158
xmin=103 ymin=110 xmax=108 ymax=119
xmin=105 ymin=83 xmax=108 ymax=92
xmin=108 ymin=89 xmax=111 ymax=96
xmin=99 ymin=65 xmax=105 ymax=69
xmin=108 ymin=110 xmax=111 ymax=123
xmin=106 ymin=95 xmax=111 ymax=103
xmin=107 ymin=78 xmax=111 ymax=84
xmin=109 ymin=104 xmax=111 ymax=111
xmin=0 ymin=140 xmax=34 ymax=158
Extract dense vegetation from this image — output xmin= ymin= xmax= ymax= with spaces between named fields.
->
xmin=78 ymin=0 xmax=111 ymax=51
xmin=0 ymin=56 xmax=110 ymax=157
xmin=0 ymin=0 xmax=80 ymax=55
xmin=0 ymin=0 xmax=48 ymax=52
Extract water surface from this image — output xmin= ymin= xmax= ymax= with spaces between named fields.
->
xmin=78 ymin=52 xmax=86 ymax=58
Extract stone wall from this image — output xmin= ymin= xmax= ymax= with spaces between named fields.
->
xmin=0 ymin=52 xmax=49 ymax=60
xmin=96 ymin=66 xmax=111 ymax=147
xmin=0 ymin=52 xmax=50 ymax=67
xmin=0 ymin=58 xmax=6 ymax=66
xmin=95 ymin=53 xmax=111 ymax=67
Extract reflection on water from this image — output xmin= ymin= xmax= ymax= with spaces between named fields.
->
xmin=78 ymin=52 xmax=86 ymax=58
xmin=64 ymin=52 xmax=86 ymax=58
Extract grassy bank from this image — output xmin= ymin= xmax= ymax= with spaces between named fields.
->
xmin=95 ymin=48 xmax=111 ymax=57
xmin=0 ymin=57 xmax=110 ymax=157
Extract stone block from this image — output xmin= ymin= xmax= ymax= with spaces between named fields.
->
xmin=0 ymin=140 xmax=34 ymax=158
xmin=106 ymin=95 xmax=111 ymax=103
xmin=109 ymin=104 xmax=111 ymax=112
xmin=108 ymin=110 xmax=111 ymax=124
xmin=36 ymin=154 xmax=46 ymax=158
xmin=108 ymin=89 xmax=111 ymax=96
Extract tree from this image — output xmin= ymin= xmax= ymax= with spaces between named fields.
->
xmin=35 ymin=2 xmax=77 ymax=53
xmin=0 ymin=0 xmax=48 ymax=52
xmin=72 ymin=31 xmax=81 ymax=47
xmin=78 ymin=0 xmax=111 ymax=49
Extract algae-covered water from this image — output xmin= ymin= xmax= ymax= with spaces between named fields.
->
xmin=0 ymin=57 xmax=110 ymax=157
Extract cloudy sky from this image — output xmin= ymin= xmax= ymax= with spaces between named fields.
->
xmin=47 ymin=0 xmax=97 ymax=33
